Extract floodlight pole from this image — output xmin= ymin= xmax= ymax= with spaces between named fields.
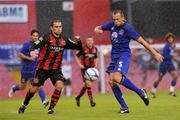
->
xmin=126 ymin=0 xmax=137 ymax=25
xmin=99 ymin=46 xmax=106 ymax=94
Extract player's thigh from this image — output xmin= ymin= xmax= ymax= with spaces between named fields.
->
xmin=114 ymin=56 xmax=130 ymax=75
xmin=85 ymin=80 xmax=92 ymax=87
xmin=33 ymin=69 xmax=49 ymax=86
xmin=168 ymin=62 xmax=176 ymax=70
xmin=19 ymin=82 xmax=27 ymax=89
xmin=21 ymin=74 xmax=30 ymax=84
xmin=159 ymin=63 xmax=167 ymax=77
xmin=50 ymin=70 xmax=65 ymax=87
xmin=106 ymin=59 xmax=116 ymax=73
xmin=169 ymin=70 xmax=178 ymax=79
xmin=108 ymin=73 xmax=116 ymax=86
xmin=54 ymin=80 xmax=64 ymax=90
xmin=112 ymin=72 xmax=123 ymax=83
xmin=81 ymin=69 xmax=86 ymax=82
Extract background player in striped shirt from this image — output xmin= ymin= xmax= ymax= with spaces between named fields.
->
xmin=75 ymin=36 xmax=98 ymax=107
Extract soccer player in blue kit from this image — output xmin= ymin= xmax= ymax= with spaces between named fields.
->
xmin=94 ymin=9 xmax=163 ymax=113
xmin=151 ymin=32 xmax=178 ymax=98
xmin=8 ymin=30 xmax=49 ymax=107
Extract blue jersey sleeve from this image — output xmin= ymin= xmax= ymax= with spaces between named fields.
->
xmin=20 ymin=43 xmax=29 ymax=54
xmin=127 ymin=24 xmax=140 ymax=40
xmin=101 ymin=21 xmax=114 ymax=31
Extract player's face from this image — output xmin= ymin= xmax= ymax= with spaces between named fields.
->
xmin=167 ymin=36 xmax=174 ymax=44
xmin=112 ymin=13 xmax=124 ymax=27
xmin=86 ymin=37 xmax=94 ymax=48
xmin=51 ymin=22 xmax=62 ymax=36
xmin=31 ymin=32 xmax=39 ymax=41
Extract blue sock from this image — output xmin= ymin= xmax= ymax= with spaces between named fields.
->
xmin=112 ymin=85 xmax=128 ymax=109
xmin=171 ymin=79 xmax=177 ymax=86
xmin=120 ymin=76 xmax=143 ymax=96
xmin=12 ymin=84 xmax=20 ymax=92
xmin=38 ymin=88 xmax=46 ymax=103
xmin=153 ymin=81 xmax=159 ymax=88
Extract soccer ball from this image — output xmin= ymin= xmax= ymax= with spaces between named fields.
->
xmin=85 ymin=68 xmax=99 ymax=81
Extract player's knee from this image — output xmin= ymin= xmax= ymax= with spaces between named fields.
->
xmin=173 ymin=75 xmax=178 ymax=80
xmin=108 ymin=80 xmax=114 ymax=87
xmin=55 ymin=81 xmax=64 ymax=91
xmin=85 ymin=82 xmax=91 ymax=88
xmin=19 ymin=84 xmax=26 ymax=90
xmin=113 ymin=74 xmax=122 ymax=83
xmin=157 ymin=76 xmax=163 ymax=82
xmin=30 ymin=85 xmax=39 ymax=93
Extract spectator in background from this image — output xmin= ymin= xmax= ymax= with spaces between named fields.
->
xmin=75 ymin=36 xmax=98 ymax=107
xmin=8 ymin=29 xmax=49 ymax=107
xmin=151 ymin=32 xmax=178 ymax=98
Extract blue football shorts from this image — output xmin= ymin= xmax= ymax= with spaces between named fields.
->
xmin=107 ymin=56 xmax=130 ymax=75
xmin=159 ymin=61 xmax=176 ymax=77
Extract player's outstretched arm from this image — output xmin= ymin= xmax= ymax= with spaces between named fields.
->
xmin=18 ymin=52 xmax=35 ymax=61
xmin=64 ymin=36 xmax=82 ymax=50
xmin=75 ymin=55 xmax=85 ymax=69
xmin=94 ymin=26 xmax=103 ymax=34
xmin=137 ymin=36 xmax=164 ymax=62
xmin=94 ymin=58 xmax=98 ymax=68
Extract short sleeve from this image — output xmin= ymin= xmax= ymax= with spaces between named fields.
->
xmin=101 ymin=21 xmax=114 ymax=31
xmin=20 ymin=43 xmax=28 ymax=54
xmin=127 ymin=24 xmax=140 ymax=40
xmin=76 ymin=50 xmax=83 ymax=57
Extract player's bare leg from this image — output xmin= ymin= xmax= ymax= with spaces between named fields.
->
xmin=18 ymin=85 xmax=38 ymax=114
xmin=8 ymin=83 xmax=27 ymax=98
xmin=169 ymin=71 xmax=178 ymax=97
xmin=113 ymin=72 xmax=149 ymax=106
xmin=48 ymin=80 xmax=63 ymax=114
xmin=151 ymin=76 xmax=163 ymax=98
xmin=75 ymin=85 xmax=87 ymax=107
xmin=85 ymin=81 xmax=96 ymax=107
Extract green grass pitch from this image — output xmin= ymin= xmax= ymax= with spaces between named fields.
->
xmin=0 ymin=91 xmax=180 ymax=120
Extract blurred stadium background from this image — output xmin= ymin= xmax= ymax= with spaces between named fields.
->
xmin=0 ymin=0 xmax=180 ymax=100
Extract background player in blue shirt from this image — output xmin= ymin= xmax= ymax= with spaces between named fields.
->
xmin=151 ymin=32 xmax=178 ymax=98
xmin=8 ymin=30 xmax=49 ymax=107
xmin=94 ymin=9 xmax=163 ymax=113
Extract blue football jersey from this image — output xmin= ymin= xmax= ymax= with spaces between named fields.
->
xmin=20 ymin=40 xmax=37 ymax=75
xmin=162 ymin=43 xmax=175 ymax=61
xmin=101 ymin=21 xmax=140 ymax=59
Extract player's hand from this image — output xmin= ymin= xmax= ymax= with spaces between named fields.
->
xmin=30 ymin=51 xmax=36 ymax=61
xmin=74 ymin=35 xmax=81 ymax=42
xmin=80 ymin=64 xmax=85 ymax=69
xmin=94 ymin=26 xmax=103 ymax=34
xmin=154 ymin=53 xmax=164 ymax=62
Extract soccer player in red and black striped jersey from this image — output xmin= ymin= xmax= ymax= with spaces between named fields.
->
xmin=18 ymin=20 xmax=82 ymax=114
xmin=75 ymin=36 xmax=98 ymax=107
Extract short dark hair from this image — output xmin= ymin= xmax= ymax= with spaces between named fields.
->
xmin=30 ymin=29 xmax=39 ymax=35
xmin=112 ymin=9 xmax=124 ymax=17
xmin=50 ymin=19 xmax=61 ymax=27
xmin=165 ymin=32 xmax=176 ymax=42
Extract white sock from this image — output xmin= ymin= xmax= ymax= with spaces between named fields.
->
xmin=151 ymin=87 xmax=156 ymax=93
xmin=169 ymin=86 xmax=175 ymax=93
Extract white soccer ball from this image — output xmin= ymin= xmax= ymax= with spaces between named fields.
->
xmin=85 ymin=68 xmax=99 ymax=81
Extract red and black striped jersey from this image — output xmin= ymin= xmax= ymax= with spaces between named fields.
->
xmin=30 ymin=33 xmax=82 ymax=70
xmin=76 ymin=45 xmax=98 ymax=68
